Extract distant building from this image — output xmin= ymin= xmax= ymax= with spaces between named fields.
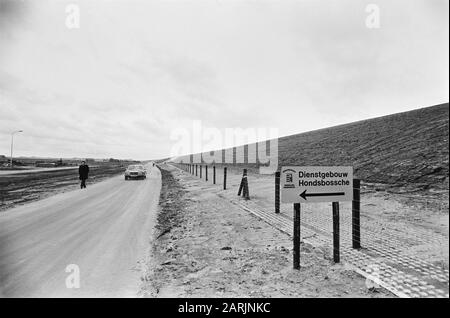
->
xmin=34 ymin=159 xmax=64 ymax=168
xmin=35 ymin=162 xmax=57 ymax=167
xmin=0 ymin=155 xmax=8 ymax=167
xmin=94 ymin=158 xmax=109 ymax=162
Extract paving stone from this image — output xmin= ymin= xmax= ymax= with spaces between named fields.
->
xmin=229 ymin=197 xmax=449 ymax=298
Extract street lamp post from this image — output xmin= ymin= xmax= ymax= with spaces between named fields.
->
xmin=10 ymin=130 xmax=23 ymax=168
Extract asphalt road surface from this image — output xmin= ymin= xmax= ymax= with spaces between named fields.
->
xmin=0 ymin=164 xmax=161 ymax=297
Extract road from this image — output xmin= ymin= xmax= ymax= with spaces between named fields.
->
xmin=0 ymin=164 xmax=161 ymax=297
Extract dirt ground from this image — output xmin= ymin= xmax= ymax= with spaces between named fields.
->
xmin=139 ymin=165 xmax=392 ymax=298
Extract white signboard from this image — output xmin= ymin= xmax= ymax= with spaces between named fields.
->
xmin=281 ymin=166 xmax=353 ymax=203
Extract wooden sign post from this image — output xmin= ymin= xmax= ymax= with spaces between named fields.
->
xmin=280 ymin=166 xmax=354 ymax=268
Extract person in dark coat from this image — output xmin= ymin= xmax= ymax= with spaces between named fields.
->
xmin=78 ymin=160 xmax=90 ymax=189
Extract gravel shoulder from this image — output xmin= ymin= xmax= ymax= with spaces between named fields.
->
xmin=140 ymin=165 xmax=392 ymax=298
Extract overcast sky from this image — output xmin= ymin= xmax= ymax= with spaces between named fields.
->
xmin=0 ymin=0 xmax=448 ymax=160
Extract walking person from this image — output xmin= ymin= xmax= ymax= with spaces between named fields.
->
xmin=78 ymin=160 xmax=89 ymax=189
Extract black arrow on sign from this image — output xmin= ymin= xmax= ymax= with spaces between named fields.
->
xmin=299 ymin=190 xmax=345 ymax=200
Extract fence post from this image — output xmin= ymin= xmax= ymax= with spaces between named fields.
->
xmin=243 ymin=169 xmax=249 ymax=200
xmin=332 ymin=202 xmax=340 ymax=263
xmin=205 ymin=166 xmax=208 ymax=181
xmin=293 ymin=203 xmax=301 ymax=270
xmin=275 ymin=171 xmax=280 ymax=213
xmin=196 ymin=165 xmax=198 ymax=176
xmin=244 ymin=179 xmax=249 ymax=199
xmin=237 ymin=169 xmax=249 ymax=200
xmin=238 ymin=169 xmax=245 ymax=196
xmin=200 ymin=165 xmax=202 ymax=178
xmin=352 ymin=179 xmax=361 ymax=249
xmin=223 ymin=167 xmax=227 ymax=190
xmin=213 ymin=166 xmax=216 ymax=184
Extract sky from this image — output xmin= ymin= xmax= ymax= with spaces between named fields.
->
xmin=0 ymin=0 xmax=448 ymax=160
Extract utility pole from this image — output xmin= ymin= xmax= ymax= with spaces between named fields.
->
xmin=10 ymin=130 xmax=23 ymax=168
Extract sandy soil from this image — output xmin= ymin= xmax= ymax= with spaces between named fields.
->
xmin=140 ymin=165 xmax=392 ymax=298
xmin=217 ymin=168 xmax=449 ymax=272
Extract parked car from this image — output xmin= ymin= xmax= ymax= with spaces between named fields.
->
xmin=124 ymin=164 xmax=147 ymax=180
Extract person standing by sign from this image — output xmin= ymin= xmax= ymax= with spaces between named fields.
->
xmin=78 ymin=160 xmax=90 ymax=189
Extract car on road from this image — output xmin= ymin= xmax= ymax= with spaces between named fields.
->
xmin=124 ymin=164 xmax=147 ymax=180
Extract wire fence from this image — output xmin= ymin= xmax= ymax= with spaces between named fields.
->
xmin=172 ymin=162 xmax=449 ymax=298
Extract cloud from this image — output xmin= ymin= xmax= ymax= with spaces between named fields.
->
xmin=0 ymin=0 xmax=447 ymax=160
